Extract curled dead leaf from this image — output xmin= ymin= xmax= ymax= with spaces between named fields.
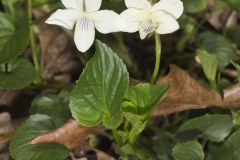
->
xmin=30 ymin=119 xmax=99 ymax=149
xmin=153 ymin=65 xmax=240 ymax=116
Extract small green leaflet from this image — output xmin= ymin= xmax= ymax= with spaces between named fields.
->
xmin=122 ymin=83 xmax=171 ymax=115
xmin=172 ymin=140 xmax=204 ymax=160
xmin=197 ymin=49 xmax=218 ymax=83
xmin=10 ymin=114 xmax=69 ymax=160
xmin=70 ymin=40 xmax=129 ymax=129
xmin=0 ymin=58 xmax=35 ymax=89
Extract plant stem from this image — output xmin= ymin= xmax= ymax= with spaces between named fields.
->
xmin=4 ymin=64 xmax=9 ymax=73
xmin=150 ymin=33 xmax=161 ymax=83
xmin=210 ymin=79 xmax=218 ymax=91
xmin=28 ymin=0 xmax=42 ymax=82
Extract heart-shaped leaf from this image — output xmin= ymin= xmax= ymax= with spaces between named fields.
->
xmin=70 ymin=40 xmax=129 ymax=128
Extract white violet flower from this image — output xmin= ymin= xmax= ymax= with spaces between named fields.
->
xmin=46 ymin=0 xmax=125 ymax=52
xmin=120 ymin=0 xmax=184 ymax=39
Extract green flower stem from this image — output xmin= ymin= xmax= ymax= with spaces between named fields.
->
xmin=210 ymin=79 xmax=218 ymax=91
xmin=150 ymin=32 xmax=161 ymax=83
xmin=28 ymin=0 xmax=42 ymax=83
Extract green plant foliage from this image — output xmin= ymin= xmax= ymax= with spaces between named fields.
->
xmin=10 ymin=114 xmax=69 ymax=160
xmin=207 ymin=144 xmax=233 ymax=160
xmin=226 ymin=25 xmax=240 ymax=48
xmin=70 ymin=40 xmax=129 ymax=128
xmin=197 ymin=49 xmax=218 ymax=83
xmin=231 ymin=61 xmax=240 ymax=82
xmin=172 ymin=141 xmax=204 ymax=160
xmin=207 ymin=130 xmax=240 ymax=160
xmin=0 ymin=12 xmax=29 ymax=64
xmin=32 ymin=0 xmax=57 ymax=5
xmin=223 ymin=0 xmax=240 ymax=11
xmin=1 ymin=0 xmax=21 ymax=15
xmin=182 ymin=0 xmax=207 ymax=13
xmin=199 ymin=31 xmax=237 ymax=68
xmin=122 ymin=83 xmax=170 ymax=115
xmin=124 ymin=112 xmax=150 ymax=144
xmin=0 ymin=58 xmax=35 ymax=89
xmin=232 ymin=109 xmax=240 ymax=126
xmin=180 ymin=114 xmax=233 ymax=142
xmin=30 ymin=94 xmax=71 ymax=127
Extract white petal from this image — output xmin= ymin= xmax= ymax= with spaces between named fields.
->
xmin=74 ymin=18 xmax=95 ymax=52
xmin=120 ymin=8 xmax=142 ymax=33
xmin=46 ymin=9 xmax=81 ymax=30
xmin=139 ymin=19 xmax=158 ymax=39
xmin=125 ymin=0 xmax=151 ymax=10
xmin=91 ymin=10 xmax=125 ymax=34
xmin=85 ymin=0 xmax=102 ymax=12
xmin=154 ymin=11 xmax=179 ymax=34
xmin=152 ymin=0 xmax=183 ymax=19
xmin=61 ymin=0 xmax=83 ymax=11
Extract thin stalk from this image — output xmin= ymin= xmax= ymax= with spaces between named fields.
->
xmin=150 ymin=33 xmax=161 ymax=83
xmin=4 ymin=64 xmax=9 ymax=73
xmin=210 ymin=79 xmax=218 ymax=92
xmin=28 ymin=0 xmax=42 ymax=82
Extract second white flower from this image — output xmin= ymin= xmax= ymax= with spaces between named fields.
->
xmin=121 ymin=0 xmax=184 ymax=39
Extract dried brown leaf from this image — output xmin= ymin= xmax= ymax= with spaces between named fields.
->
xmin=30 ymin=119 xmax=99 ymax=149
xmin=153 ymin=65 xmax=240 ymax=116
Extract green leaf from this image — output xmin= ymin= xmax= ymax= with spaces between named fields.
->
xmin=223 ymin=0 xmax=240 ymax=11
xmin=226 ymin=25 xmax=240 ymax=47
xmin=182 ymin=0 xmax=207 ymax=13
xmin=179 ymin=114 xmax=233 ymax=142
xmin=124 ymin=112 xmax=150 ymax=144
xmin=30 ymin=94 xmax=71 ymax=127
xmin=122 ymin=83 xmax=170 ymax=115
xmin=0 ymin=12 xmax=29 ymax=64
xmin=208 ymin=130 xmax=240 ymax=160
xmin=0 ymin=58 xmax=35 ymax=89
xmin=232 ymin=109 xmax=240 ymax=126
xmin=172 ymin=141 xmax=204 ymax=160
xmin=199 ymin=31 xmax=237 ymax=68
xmin=197 ymin=49 xmax=218 ymax=82
xmin=10 ymin=114 xmax=69 ymax=160
xmin=226 ymin=130 xmax=240 ymax=159
xmin=70 ymin=40 xmax=129 ymax=128
xmin=1 ymin=0 xmax=21 ymax=15
xmin=207 ymin=144 xmax=233 ymax=160
xmin=231 ymin=61 xmax=240 ymax=82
